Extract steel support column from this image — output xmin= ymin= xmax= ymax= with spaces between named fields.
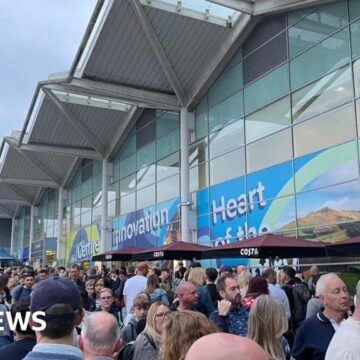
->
xmin=57 ymin=187 xmax=65 ymax=265
xmin=101 ymin=159 xmax=109 ymax=252
xmin=180 ymin=108 xmax=190 ymax=242
xmin=10 ymin=217 xmax=15 ymax=256
xmin=29 ymin=205 xmax=35 ymax=263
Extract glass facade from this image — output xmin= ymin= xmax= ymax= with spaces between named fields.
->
xmin=10 ymin=0 xmax=360 ymax=265
xmin=193 ymin=0 xmax=360 ymax=251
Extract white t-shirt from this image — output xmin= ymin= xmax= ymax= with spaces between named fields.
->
xmin=325 ymin=317 xmax=360 ymax=360
xmin=123 ymin=275 xmax=147 ymax=315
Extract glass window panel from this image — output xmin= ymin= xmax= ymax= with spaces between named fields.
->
xmin=244 ymin=63 xmax=289 ymax=114
xmin=349 ymin=0 xmax=360 ymax=21
xmin=196 ymin=95 xmax=207 ymax=116
xmin=292 ymin=66 xmax=353 ymax=123
xmin=209 ymin=119 xmax=244 ymax=159
xmin=157 ymin=175 xmax=179 ymax=203
xmin=136 ymin=109 xmax=155 ymax=130
xmin=137 ymin=184 xmax=155 ymax=209
xmin=288 ymin=2 xmax=348 ymax=58
xmin=156 ymin=129 xmax=179 ymax=160
xmin=247 ymin=128 xmax=292 ymax=173
xmin=120 ymin=154 xmax=136 ymax=178
xmin=294 ymin=103 xmax=356 ymax=157
xmin=351 ymin=19 xmax=360 ymax=59
xmin=71 ymin=170 xmax=81 ymax=187
xmin=109 ymin=181 xmax=120 ymax=200
xmin=81 ymin=178 xmax=92 ymax=198
xmin=93 ymin=174 xmax=101 ymax=193
xmin=156 ymin=111 xmax=179 ymax=137
xmin=189 ymin=139 xmax=208 ymax=168
xmin=208 ymin=62 xmax=243 ymax=108
xmin=92 ymin=206 xmax=101 ymax=223
xmin=209 ymin=91 xmax=243 ymax=133
xmin=247 ymin=161 xmax=294 ymax=199
xmin=355 ymin=59 xmax=360 ymax=97
xmin=247 ymin=195 xmax=296 ymax=233
xmin=108 ymin=199 xmax=117 ymax=219
xmin=120 ymin=135 xmax=136 ymax=160
xmin=81 ymin=195 xmax=93 ymax=210
xmin=136 ymin=121 xmax=156 ymax=149
xmin=120 ymin=174 xmax=136 ymax=196
xmin=113 ymin=162 xmax=120 ymax=182
xmin=287 ymin=7 xmax=315 ymax=27
xmin=243 ymin=15 xmax=286 ymax=57
xmin=246 ymin=96 xmax=291 ymax=143
xmin=210 ymin=148 xmax=245 ymax=186
xmin=290 ymin=28 xmax=350 ymax=90
xmin=190 ymin=163 xmax=209 ymax=192
xmin=296 ymin=181 xmax=360 ymax=228
xmin=196 ymin=111 xmax=208 ymax=140
xmin=137 ymin=165 xmax=156 ymax=189
xmin=295 ymin=141 xmax=359 ymax=193
xmin=357 ymin=100 xmax=360 ymax=136
xmin=73 ymin=185 xmax=82 ymax=202
xmin=93 ymin=160 xmax=102 ymax=176
xmin=157 ymin=152 xmax=179 ymax=181
xmin=243 ymin=32 xmax=287 ymax=85
xmin=80 ymin=210 xmax=92 ymax=227
xmin=224 ymin=48 xmax=242 ymax=72
xmin=120 ymin=193 xmax=135 ymax=215
xmin=136 ymin=143 xmax=155 ymax=170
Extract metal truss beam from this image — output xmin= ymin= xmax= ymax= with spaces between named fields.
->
xmin=207 ymin=0 xmax=254 ymax=14
xmin=6 ymin=184 xmax=34 ymax=204
xmin=108 ymin=107 xmax=143 ymax=160
xmin=130 ymin=0 xmax=187 ymax=106
xmin=18 ymin=141 xmax=102 ymax=160
xmin=208 ymin=0 xmax=336 ymax=16
xmin=5 ymin=137 xmax=62 ymax=186
xmin=0 ymin=177 xmax=58 ymax=188
xmin=253 ymin=0 xmax=337 ymax=15
xmin=47 ymin=81 xmax=180 ymax=111
xmin=0 ymin=205 xmax=14 ymax=218
xmin=0 ymin=199 xmax=30 ymax=206
xmin=187 ymin=13 xmax=259 ymax=109
xmin=43 ymin=88 xmax=107 ymax=157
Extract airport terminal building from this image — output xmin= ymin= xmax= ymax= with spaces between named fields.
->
xmin=0 ymin=0 xmax=359 ymax=267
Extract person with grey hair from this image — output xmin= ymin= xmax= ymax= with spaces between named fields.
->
xmin=78 ymin=311 xmax=121 ymax=360
xmin=292 ymin=273 xmax=349 ymax=360
xmin=325 ymin=279 xmax=360 ymax=360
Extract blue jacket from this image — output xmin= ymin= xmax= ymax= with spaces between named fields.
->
xmin=194 ymin=286 xmax=215 ymax=318
xmin=292 ymin=311 xmax=336 ymax=360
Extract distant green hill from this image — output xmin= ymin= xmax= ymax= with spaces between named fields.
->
xmin=280 ymin=207 xmax=360 ymax=243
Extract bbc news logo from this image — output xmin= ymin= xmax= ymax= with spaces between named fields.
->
xmin=0 ymin=311 xmax=46 ymax=331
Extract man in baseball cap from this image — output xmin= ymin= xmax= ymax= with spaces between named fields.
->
xmin=24 ymin=276 xmax=84 ymax=360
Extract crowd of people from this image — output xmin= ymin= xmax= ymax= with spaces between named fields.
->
xmin=0 ymin=261 xmax=358 ymax=360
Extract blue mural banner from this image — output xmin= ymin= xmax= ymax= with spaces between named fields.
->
xmin=112 ymin=198 xmax=180 ymax=250
xmin=197 ymin=141 xmax=360 ymax=266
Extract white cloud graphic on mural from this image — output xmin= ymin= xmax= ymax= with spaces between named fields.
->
xmin=322 ymin=196 xmax=360 ymax=212
xmin=306 ymin=160 xmax=358 ymax=190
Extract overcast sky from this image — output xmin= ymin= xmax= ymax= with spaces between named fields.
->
xmin=0 ymin=0 xmax=97 ymax=141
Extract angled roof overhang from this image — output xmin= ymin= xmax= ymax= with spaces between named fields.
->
xmin=0 ymin=0 xmax=337 ymax=220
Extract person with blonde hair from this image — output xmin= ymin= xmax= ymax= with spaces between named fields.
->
xmin=161 ymin=310 xmax=218 ymax=360
xmin=238 ymin=270 xmax=252 ymax=298
xmin=247 ymin=295 xmax=290 ymax=360
xmin=188 ymin=267 xmax=214 ymax=317
xmin=132 ymin=302 xmax=171 ymax=360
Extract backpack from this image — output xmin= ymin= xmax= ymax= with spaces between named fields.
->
xmin=291 ymin=282 xmax=312 ymax=324
xmin=117 ymin=341 xmax=135 ymax=360
xmin=116 ymin=333 xmax=156 ymax=360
